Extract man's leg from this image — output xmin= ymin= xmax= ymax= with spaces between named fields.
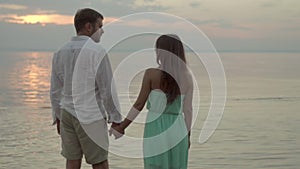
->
xmin=60 ymin=110 xmax=84 ymax=169
xmin=75 ymin=119 xmax=109 ymax=168
xmin=92 ymin=159 xmax=109 ymax=169
xmin=66 ymin=159 xmax=82 ymax=169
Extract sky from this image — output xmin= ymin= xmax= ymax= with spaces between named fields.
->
xmin=0 ymin=0 xmax=299 ymax=52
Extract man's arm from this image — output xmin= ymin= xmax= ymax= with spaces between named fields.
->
xmin=50 ymin=53 xmax=63 ymax=126
xmin=95 ymin=54 xmax=122 ymax=123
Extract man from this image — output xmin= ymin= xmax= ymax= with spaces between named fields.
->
xmin=50 ymin=8 xmax=122 ymax=169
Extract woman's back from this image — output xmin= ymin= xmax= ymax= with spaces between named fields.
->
xmin=146 ymin=89 xmax=183 ymax=115
xmin=143 ymin=69 xmax=190 ymax=169
xmin=146 ymin=68 xmax=192 ymax=96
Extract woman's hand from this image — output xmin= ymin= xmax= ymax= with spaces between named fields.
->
xmin=109 ymin=122 xmax=125 ymax=139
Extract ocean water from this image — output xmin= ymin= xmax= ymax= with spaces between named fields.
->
xmin=0 ymin=51 xmax=299 ymax=169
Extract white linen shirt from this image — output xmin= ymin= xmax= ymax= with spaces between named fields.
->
xmin=50 ymin=35 xmax=122 ymax=124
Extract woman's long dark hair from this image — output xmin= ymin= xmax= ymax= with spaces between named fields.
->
xmin=156 ymin=34 xmax=186 ymax=103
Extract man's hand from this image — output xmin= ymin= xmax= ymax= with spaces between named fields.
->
xmin=56 ymin=119 xmax=60 ymax=135
xmin=109 ymin=122 xmax=124 ymax=139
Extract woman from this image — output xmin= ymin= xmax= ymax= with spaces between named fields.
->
xmin=112 ymin=34 xmax=193 ymax=169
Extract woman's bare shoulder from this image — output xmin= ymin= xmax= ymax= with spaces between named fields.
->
xmin=145 ymin=68 xmax=161 ymax=77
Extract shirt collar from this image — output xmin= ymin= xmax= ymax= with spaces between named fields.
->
xmin=71 ymin=35 xmax=90 ymax=41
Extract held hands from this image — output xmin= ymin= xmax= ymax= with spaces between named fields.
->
xmin=109 ymin=122 xmax=125 ymax=139
xmin=109 ymin=107 xmax=137 ymax=139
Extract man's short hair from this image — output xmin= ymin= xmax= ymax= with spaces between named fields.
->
xmin=74 ymin=8 xmax=103 ymax=33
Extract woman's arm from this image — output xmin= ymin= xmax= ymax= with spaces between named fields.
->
xmin=183 ymin=74 xmax=193 ymax=137
xmin=116 ymin=69 xmax=152 ymax=132
xmin=183 ymin=74 xmax=193 ymax=148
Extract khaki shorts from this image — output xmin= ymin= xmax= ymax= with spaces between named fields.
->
xmin=60 ymin=109 xmax=108 ymax=164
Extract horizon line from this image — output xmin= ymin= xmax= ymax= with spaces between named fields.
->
xmin=1 ymin=48 xmax=300 ymax=53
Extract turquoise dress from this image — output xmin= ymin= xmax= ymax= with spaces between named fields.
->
xmin=143 ymin=90 xmax=189 ymax=169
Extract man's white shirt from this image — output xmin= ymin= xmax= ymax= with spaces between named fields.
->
xmin=50 ymin=35 xmax=122 ymax=124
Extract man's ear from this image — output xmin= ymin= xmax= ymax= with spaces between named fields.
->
xmin=85 ymin=22 xmax=93 ymax=34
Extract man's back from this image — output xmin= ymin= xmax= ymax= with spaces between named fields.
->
xmin=53 ymin=36 xmax=85 ymax=109
xmin=51 ymin=35 xmax=109 ymax=124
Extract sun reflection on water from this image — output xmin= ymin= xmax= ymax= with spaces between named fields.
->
xmin=9 ymin=52 xmax=52 ymax=108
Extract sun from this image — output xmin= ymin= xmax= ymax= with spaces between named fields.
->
xmin=20 ymin=15 xmax=51 ymax=26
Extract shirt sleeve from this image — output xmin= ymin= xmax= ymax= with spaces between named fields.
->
xmin=50 ymin=53 xmax=63 ymax=125
xmin=95 ymin=54 xmax=122 ymax=123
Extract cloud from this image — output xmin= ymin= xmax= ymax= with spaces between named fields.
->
xmin=0 ymin=0 xmax=167 ymax=17
xmin=189 ymin=1 xmax=201 ymax=8
xmin=133 ymin=0 xmax=164 ymax=7
xmin=191 ymin=19 xmax=252 ymax=31
xmin=109 ymin=17 xmax=197 ymax=33
xmin=260 ymin=0 xmax=283 ymax=8
xmin=0 ymin=4 xmax=27 ymax=10
xmin=261 ymin=2 xmax=275 ymax=8
xmin=0 ymin=0 xmax=299 ymax=52
xmin=0 ymin=13 xmax=118 ymax=26
xmin=132 ymin=0 xmax=172 ymax=10
xmin=0 ymin=14 xmax=73 ymax=26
